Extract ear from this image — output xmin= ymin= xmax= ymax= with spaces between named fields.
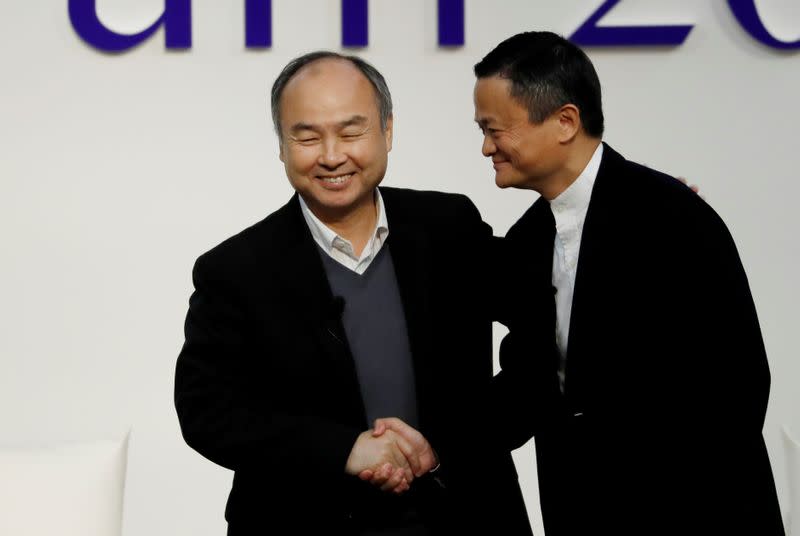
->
xmin=556 ymin=104 xmax=581 ymax=143
xmin=384 ymin=114 xmax=394 ymax=152
xmin=278 ymin=139 xmax=285 ymax=162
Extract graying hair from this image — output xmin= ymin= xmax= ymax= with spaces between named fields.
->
xmin=270 ymin=51 xmax=393 ymax=141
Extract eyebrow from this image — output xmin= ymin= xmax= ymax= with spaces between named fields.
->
xmin=289 ymin=122 xmax=316 ymax=133
xmin=288 ymin=115 xmax=369 ymax=134
xmin=339 ymin=115 xmax=368 ymax=128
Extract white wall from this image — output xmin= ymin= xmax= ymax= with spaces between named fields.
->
xmin=1 ymin=1 xmax=798 ymax=534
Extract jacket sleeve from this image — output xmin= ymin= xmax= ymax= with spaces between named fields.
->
xmin=674 ymin=200 xmax=771 ymax=434
xmin=174 ymin=251 xmax=362 ymax=480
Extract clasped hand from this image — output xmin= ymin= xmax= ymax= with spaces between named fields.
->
xmin=344 ymin=417 xmax=438 ymax=494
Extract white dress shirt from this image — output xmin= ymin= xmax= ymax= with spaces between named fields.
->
xmin=299 ymin=188 xmax=390 ymax=275
xmin=550 ymin=143 xmax=603 ymax=391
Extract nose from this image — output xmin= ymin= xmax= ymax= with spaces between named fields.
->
xmin=481 ymin=134 xmax=496 ymax=157
xmin=318 ymin=139 xmax=347 ymax=169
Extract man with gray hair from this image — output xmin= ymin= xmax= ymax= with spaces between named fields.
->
xmin=175 ymin=51 xmax=531 ymax=535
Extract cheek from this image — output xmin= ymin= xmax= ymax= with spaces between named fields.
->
xmin=495 ymin=135 xmax=520 ymax=159
xmin=505 ymin=142 xmax=527 ymax=167
xmin=349 ymin=140 xmax=382 ymax=168
xmin=286 ymin=148 xmax=319 ymax=173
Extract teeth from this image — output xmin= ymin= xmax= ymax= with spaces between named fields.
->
xmin=321 ymin=174 xmax=352 ymax=184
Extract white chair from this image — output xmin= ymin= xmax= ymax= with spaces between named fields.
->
xmin=0 ymin=433 xmax=129 ymax=536
xmin=784 ymin=426 xmax=800 ymax=536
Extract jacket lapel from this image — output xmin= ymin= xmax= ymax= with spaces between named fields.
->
xmin=272 ymin=195 xmax=334 ymax=314
xmin=565 ymin=143 xmax=623 ymax=414
xmin=381 ymin=189 xmax=437 ymax=427
xmin=261 ymin=195 xmax=365 ymax=416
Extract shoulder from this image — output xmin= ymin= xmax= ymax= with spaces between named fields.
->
xmin=381 ymin=186 xmax=483 ymax=225
xmin=601 ymin=145 xmax=735 ymax=255
xmin=381 ymin=186 xmax=478 ymax=213
xmin=192 ymin=197 xmax=298 ymax=280
xmin=602 ymin=145 xmax=693 ymax=202
xmin=603 ymin=144 xmax=723 ymax=227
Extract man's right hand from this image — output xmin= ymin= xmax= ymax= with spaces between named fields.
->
xmin=371 ymin=417 xmax=438 ymax=477
xmin=345 ymin=429 xmax=415 ymax=493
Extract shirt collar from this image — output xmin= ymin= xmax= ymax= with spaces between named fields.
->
xmin=298 ymin=188 xmax=389 ymax=260
xmin=549 ymin=143 xmax=603 ymax=219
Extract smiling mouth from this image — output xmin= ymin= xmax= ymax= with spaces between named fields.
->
xmin=317 ymin=173 xmax=354 ymax=184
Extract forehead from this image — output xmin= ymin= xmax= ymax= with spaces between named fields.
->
xmin=280 ymin=59 xmax=379 ymax=123
xmin=474 ymin=76 xmax=514 ymax=108
xmin=474 ymin=76 xmax=527 ymax=121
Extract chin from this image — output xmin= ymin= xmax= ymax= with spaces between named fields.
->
xmin=321 ymin=190 xmax=369 ymax=211
xmin=494 ymin=173 xmax=516 ymax=189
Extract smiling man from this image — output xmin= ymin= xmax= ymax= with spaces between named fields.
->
xmin=174 ymin=52 xmax=531 ymax=535
xmin=472 ymin=31 xmax=784 ymax=536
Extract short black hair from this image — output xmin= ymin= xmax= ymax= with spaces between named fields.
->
xmin=270 ymin=51 xmax=392 ymax=141
xmin=474 ymin=31 xmax=604 ymax=137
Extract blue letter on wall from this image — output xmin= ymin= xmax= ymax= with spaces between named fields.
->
xmin=439 ymin=0 xmax=464 ymax=47
xmin=342 ymin=0 xmax=368 ymax=47
xmin=68 ymin=0 xmax=191 ymax=52
xmin=728 ymin=0 xmax=800 ymax=50
xmin=570 ymin=0 xmax=693 ymax=47
xmin=245 ymin=0 xmax=272 ymax=47
xmin=341 ymin=0 xmax=464 ymax=48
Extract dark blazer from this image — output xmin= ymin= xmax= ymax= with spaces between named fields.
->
xmin=175 ymin=187 xmax=531 ymax=535
xmin=496 ymin=144 xmax=784 ymax=535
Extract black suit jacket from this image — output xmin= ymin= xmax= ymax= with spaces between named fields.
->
xmin=496 ymin=144 xmax=784 ymax=535
xmin=175 ymin=187 xmax=531 ymax=535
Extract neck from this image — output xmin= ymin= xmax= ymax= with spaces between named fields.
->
xmin=308 ymin=191 xmax=378 ymax=258
xmin=539 ymin=137 xmax=602 ymax=201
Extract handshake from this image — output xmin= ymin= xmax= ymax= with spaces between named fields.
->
xmin=344 ymin=417 xmax=439 ymax=494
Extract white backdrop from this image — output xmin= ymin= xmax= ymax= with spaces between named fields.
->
xmin=1 ymin=1 xmax=798 ymax=534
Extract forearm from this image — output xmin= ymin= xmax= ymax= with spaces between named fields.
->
xmin=175 ymin=359 xmax=361 ymax=476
